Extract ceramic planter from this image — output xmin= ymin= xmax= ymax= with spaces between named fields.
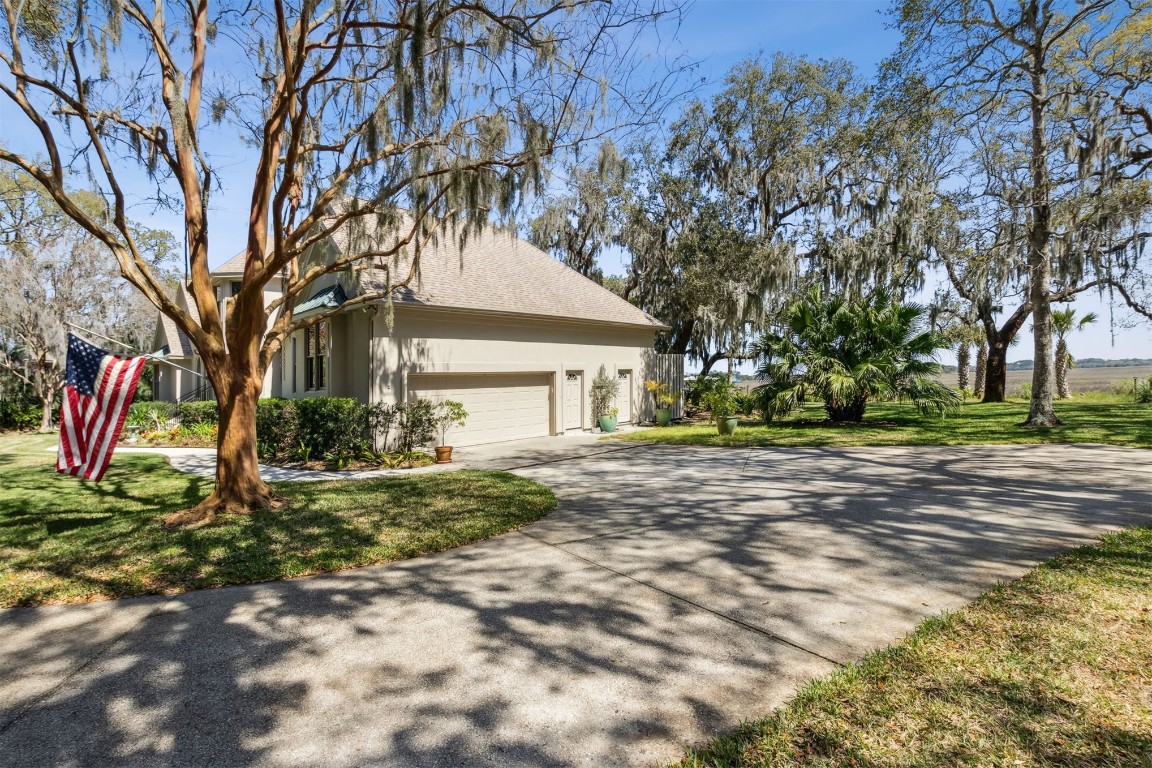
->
xmin=434 ymin=446 xmax=454 ymax=464
xmin=716 ymin=417 xmax=739 ymax=436
xmin=598 ymin=414 xmax=618 ymax=433
xmin=655 ymin=408 xmax=673 ymax=426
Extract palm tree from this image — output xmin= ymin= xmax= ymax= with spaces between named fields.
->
xmin=753 ymin=288 xmax=961 ymax=423
xmin=1052 ymin=309 xmax=1098 ymax=399
xmin=952 ymin=323 xmax=984 ymax=395
xmin=973 ymin=342 xmax=988 ymax=400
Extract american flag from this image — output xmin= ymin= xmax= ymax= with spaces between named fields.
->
xmin=57 ymin=333 xmax=147 ymax=482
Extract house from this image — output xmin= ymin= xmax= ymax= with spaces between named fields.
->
xmin=153 ymin=215 xmax=680 ymax=446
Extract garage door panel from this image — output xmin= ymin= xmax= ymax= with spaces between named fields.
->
xmin=408 ymin=373 xmax=551 ymax=446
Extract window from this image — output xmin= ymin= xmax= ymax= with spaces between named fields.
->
xmin=231 ymin=281 xmax=243 ymax=297
xmin=305 ymin=321 xmax=328 ymax=390
xmin=291 ymin=337 xmax=297 ymax=394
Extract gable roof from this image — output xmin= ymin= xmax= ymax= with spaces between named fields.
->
xmin=349 ymin=216 xmax=665 ymax=330
xmin=156 ymin=287 xmax=201 ymax=359
xmin=212 ymin=244 xmax=287 ymax=279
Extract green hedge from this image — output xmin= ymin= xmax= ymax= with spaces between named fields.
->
xmin=0 ymin=399 xmax=42 ymax=431
xmin=294 ymin=398 xmax=368 ymax=458
xmin=177 ymin=400 xmax=219 ymax=426
xmin=170 ymin=397 xmax=439 ymax=460
xmin=254 ymin=398 xmax=299 ymax=458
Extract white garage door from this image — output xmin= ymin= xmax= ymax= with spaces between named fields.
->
xmin=407 ymin=373 xmax=552 ymax=446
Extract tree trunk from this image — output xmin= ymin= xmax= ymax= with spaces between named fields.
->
xmin=1055 ymin=339 xmax=1069 ymax=399
xmin=1022 ymin=7 xmax=1061 ymax=428
xmin=974 ymin=344 xmax=987 ymax=400
xmin=666 ymin=318 xmax=695 ymax=356
xmin=39 ymin=395 xmax=53 ymax=431
xmin=957 ymin=341 xmax=970 ymax=392
xmin=979 ymin=303 xmax=1031 ymax=404
xmin=982 ymin=340 xmax=1009 ymax=403
xmin=699 ymin=349 xmax=725 ymax=377
xmin=163 ymin=296 xmax=280 ymax=526
xmin=826 ymin=395 xmax=868 ymax=423
xmin=163 ymin=375 xmax=279 ymax=527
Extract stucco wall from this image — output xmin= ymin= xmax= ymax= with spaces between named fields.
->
xmin=367 ymin=305 xmax=659 ymax=432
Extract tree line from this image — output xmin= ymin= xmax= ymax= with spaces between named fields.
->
xmin=531 ymin=0 xmax=1152 ymax=425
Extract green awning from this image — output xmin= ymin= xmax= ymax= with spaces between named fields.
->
xmin=294 ymin=284 xmax=347 ymax=316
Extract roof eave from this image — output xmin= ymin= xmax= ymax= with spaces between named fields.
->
xmin=386 ymin=300 xmax=669 ymax=332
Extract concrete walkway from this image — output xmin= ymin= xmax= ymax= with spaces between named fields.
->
xmin=2 ymin=443 xmax=1149 ymax=767
xmin=112 ymin=431 xmax=646 ymax=480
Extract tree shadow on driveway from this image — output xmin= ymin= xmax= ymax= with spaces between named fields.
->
xmin=1 ymin=442 xmax=1149 ymax=767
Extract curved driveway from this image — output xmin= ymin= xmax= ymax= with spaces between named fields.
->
xmin=2 ymin=442 xmax=1149 ymax=767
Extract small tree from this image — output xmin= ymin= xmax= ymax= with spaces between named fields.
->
xmin=434 ymin=400 xmax=468 ymax=447
xmin=753 ymin=288 xmax=960 ymax=423
xmin=589 ymin=365 xmax=620 ymax=422
xmin=1051 ymin=309 xmax=1098 ymax=399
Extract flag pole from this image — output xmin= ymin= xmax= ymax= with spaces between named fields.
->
xmin=63 ymin=322 xmax=207 ymax=380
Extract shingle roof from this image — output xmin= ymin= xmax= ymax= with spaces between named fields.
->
xmin=157 ymin=286 xmax=201 ymax=358
xmin=212 ymin=245 xmax=287 ymax=278
xmin=348 ymin=215 xmax=665 ymax=329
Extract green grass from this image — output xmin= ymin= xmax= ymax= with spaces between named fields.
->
xmin=0 ymin=433 xmax=555 ymax=607
xmin=676 ymin=527 xmax=1152 ymax=767
xmin=614 ymin=398 xmax=1152 ymax=449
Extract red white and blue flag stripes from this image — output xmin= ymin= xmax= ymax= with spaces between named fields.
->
xmin=57 ymin=333 xmax=146 ymax=482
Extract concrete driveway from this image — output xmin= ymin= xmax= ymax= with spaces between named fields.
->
xmin=1 ymin=442 xmax=1149 ymax=767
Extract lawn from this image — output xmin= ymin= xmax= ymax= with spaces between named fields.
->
xmin=0 ymin=433 xmax=555 ymax=607
xmin=614 ymin=398 xmax=1152 ymax=449
xmin=676 ymin=526 xmax=1152 ymax=767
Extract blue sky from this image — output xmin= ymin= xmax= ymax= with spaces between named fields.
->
xmin=2 ymin=0 xmax=1147 ymax=362
xmin=634 ymin=0 xmax=1149 ymax=364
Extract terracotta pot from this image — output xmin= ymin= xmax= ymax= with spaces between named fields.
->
xmin=435 ymin=446 xmax=453 ymax=464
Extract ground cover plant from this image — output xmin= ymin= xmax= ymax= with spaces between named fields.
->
xmin=614 ymin=398 xmax=1152 ymax=449
xmin=0 ymin=433 xmax=555 ymax=607
xmin=675 ymin=526 xmax=1152 ymax=767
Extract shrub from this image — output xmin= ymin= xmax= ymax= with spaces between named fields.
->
xmin=686 ymin=372 xmax=730 ymax=408
xmin=255 ymin=398 xmax=300 ymax=459
xmin=395 ymin=399 xmax=436 ymax=452
xmin=590 ymin=365 xmax=620 ymax=420
xmin=127 ymin=401 xmax=177 ymax=431
xmin=1136 ymin=376 xmax=1152 ymax=404
xmin=178 ymin=400 xmax=219 ymax=426
xmin=294 ymin=398 xmax=368 ymax=459
xmin=702 ymin=380 xmax=740 ymax=419
xmin=182 ymin=421 xmax=218 ymax=440
xmin=365 ymin=402 xmax=398 ymax=450
xmin=1012 ymin=382 xmax=1033 ymax=400
xmin=0 ymin=399 xmax=42 ymax=431
xmin=734 ymin=389 xmax=758 ymax=416
xmin=155 ymin=396 xmax=446 ymax=460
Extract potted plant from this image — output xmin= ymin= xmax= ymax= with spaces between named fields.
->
xmin=590 ymin=365 xmax=621 ymax=432
xmin=704 ymin=382 xmax=740 ymax=436
xmin=433 ymin=400 xmax=468 ymax=463
xmin=644 ymin=380 xmax=676 ymax=426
